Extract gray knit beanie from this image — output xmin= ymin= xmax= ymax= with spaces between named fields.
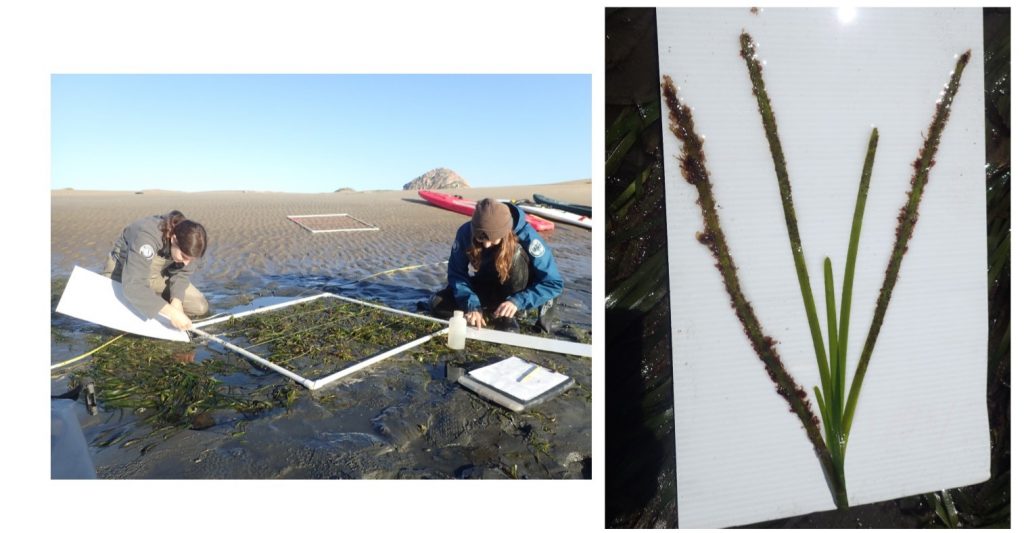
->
xmin=470 ymin=198 xmax=513 ymax=241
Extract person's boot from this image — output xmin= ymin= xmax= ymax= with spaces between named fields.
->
xmin=534 ymin=298 xmax=557 ymax=333
xmin=492 ymin=316 xmax=520 ymax=333
xmin=420 ymin=289 xmax=455 ymax=318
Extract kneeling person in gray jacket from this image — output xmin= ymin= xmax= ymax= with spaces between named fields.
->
xmin=103 ymin=210 xmax=209 ymax=330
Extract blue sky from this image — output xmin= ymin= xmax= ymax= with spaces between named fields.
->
xmin=51 ymin=74 xmax=591 ymax=192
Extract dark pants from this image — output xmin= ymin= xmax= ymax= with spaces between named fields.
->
xmin=103 ymin=254 xmax=209 ymax=317
xmin=431 ymin=247 xmax=530 ymax=318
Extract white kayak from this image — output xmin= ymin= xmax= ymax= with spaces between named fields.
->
xmin=517 ymin=202 xmax=592 ymax=230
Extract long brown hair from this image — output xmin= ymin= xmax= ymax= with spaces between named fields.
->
xmin=159 ymin=210 xmax=207 ymax=258
xmin=468 ymin=229 xmax=518 ymax=283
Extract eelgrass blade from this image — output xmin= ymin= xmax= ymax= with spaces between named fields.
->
xmin=605 ymin=248 xmax=668 ymax=308
xmin=740 ymin=32 xmax=831 ymax=396
xmin=988 ymin=233 xmax=1010 ymax=287
xmin=813 ymin=385 xmax=838 ymax=465
xmin=606 ymin=107 xmax=636 ymax=151
xmin=837 ymin=128 xmax=879 ymax=453
xmin=662 ymin=75 xmax=845 ymax=508
xmin=610 ymin=166 xmax=651 ymax=216
xmin=606 ymin=101 xmax=660 ymax=152
xmin=609 ymin=215 xmax=659 ymax=247
xmin=606 ymin=130 xmax=637 ymax=176
xmin=824 ymin=258 xmax=840 ymax=423
xmin=842 ymin=50 xmax=972 ymax=439
xmin=814 ymin=386 xmax=830 ymax=429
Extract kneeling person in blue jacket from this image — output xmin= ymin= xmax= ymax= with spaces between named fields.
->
xmin=429 ymin=198 xmax=562 ymax=332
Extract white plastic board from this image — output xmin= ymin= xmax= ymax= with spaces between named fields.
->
xmin=55 ymin=265 xmax=190 ymax=342
xmin=658 ymin=8 xmax=989 ymax=527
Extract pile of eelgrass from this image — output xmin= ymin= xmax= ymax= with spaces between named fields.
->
xmin=69 ymin=336 xmax=285 ymax=429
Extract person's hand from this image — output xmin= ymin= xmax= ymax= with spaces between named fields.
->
xmin=170 ymin=298 xmax=184 ymax=313
xmin=494 ymin=301 xmax=518 ymax=318
xmin=162 ymin=303 xmax=193 ymax=331
xmin=466 ymin=310 xmax=486 ymax=328
xmin=169 ymin=309 xmax=193 ymax=331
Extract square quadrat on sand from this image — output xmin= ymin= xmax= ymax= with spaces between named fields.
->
xmin=191 ymin=294 xmax=447 ymax=390
xmin=286 ymin=213 xmax=379 ymax=233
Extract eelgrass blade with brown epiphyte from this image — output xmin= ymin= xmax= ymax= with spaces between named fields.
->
xmin=842 ymin=50 xmax=972 ymax=441
xmin=740 ymin=32 xmax=852 ymax=508
xmin=661 ymin=75 xmax=844 ymax=503
xmin=740 ymin=32 xmax=832 ymax=400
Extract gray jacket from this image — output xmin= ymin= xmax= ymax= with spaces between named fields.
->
xmin=111 ymin=215 xmax=201 ymax=318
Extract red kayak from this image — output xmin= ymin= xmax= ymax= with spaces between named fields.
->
xmin=418 ymin=190 xmax=555 ymax=232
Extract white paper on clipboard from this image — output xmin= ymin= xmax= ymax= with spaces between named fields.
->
xmin=467 ymin=356 xmax=569 ymax=402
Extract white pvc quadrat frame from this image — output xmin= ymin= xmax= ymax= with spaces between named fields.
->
xmin=287 ymin=213 xmax=380 ymax=234
xmin=190 ymin=293 xmax=448 ymax=390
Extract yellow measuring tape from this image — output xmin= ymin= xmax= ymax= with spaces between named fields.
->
xmin=50 ymin=334 xmax=125 ymax=371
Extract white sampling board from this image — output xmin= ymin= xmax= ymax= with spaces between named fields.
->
xmin=658 ymin=8 xmax=989 ymax=527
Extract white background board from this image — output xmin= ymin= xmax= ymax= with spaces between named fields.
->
xmin=658 ymin=8 xmax=989 ymax=528
xmin=56 ymin=265 xmax=190 ymax=342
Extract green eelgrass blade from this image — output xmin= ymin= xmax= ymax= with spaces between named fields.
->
xmin=824 ymin=258 xmax=840 ymax=422
xmin=615 ymin=164 xmax=653 ymax=218
xmin=609 ymin=211 xmax=660 ymax=247
xmin=988 ymin=233 xmax=1010 ymax=287
xmin=605 ymin=248 xmax=667 ymax=309
xmin=843 ymin=51 xmax=972 ymax=439
xmin=836 ymin=127 xmax=879 ymax=452
xmin=814 ymin=386 xmax=829 ymax=427
xmin=609 ymin=165 xmax=648 ymax=214
xmin=606 ymin=103 xmax=661 ymax=176
xmin=606 ymin=101 xmax=660 ymax=151
xmin=813 ymin=385 xmax=837 ymax=457
xmin=606 ymin=130 xmax=637 ymax=176
xmin=740 ymin=32 xmax=831 ymax=396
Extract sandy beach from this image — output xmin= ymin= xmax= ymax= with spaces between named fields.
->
xmin=51 ymin=180 xmax=592 ymax=480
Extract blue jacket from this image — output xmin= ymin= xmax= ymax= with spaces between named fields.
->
xmin=447 ymin=203 xmax=563 ymax=312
